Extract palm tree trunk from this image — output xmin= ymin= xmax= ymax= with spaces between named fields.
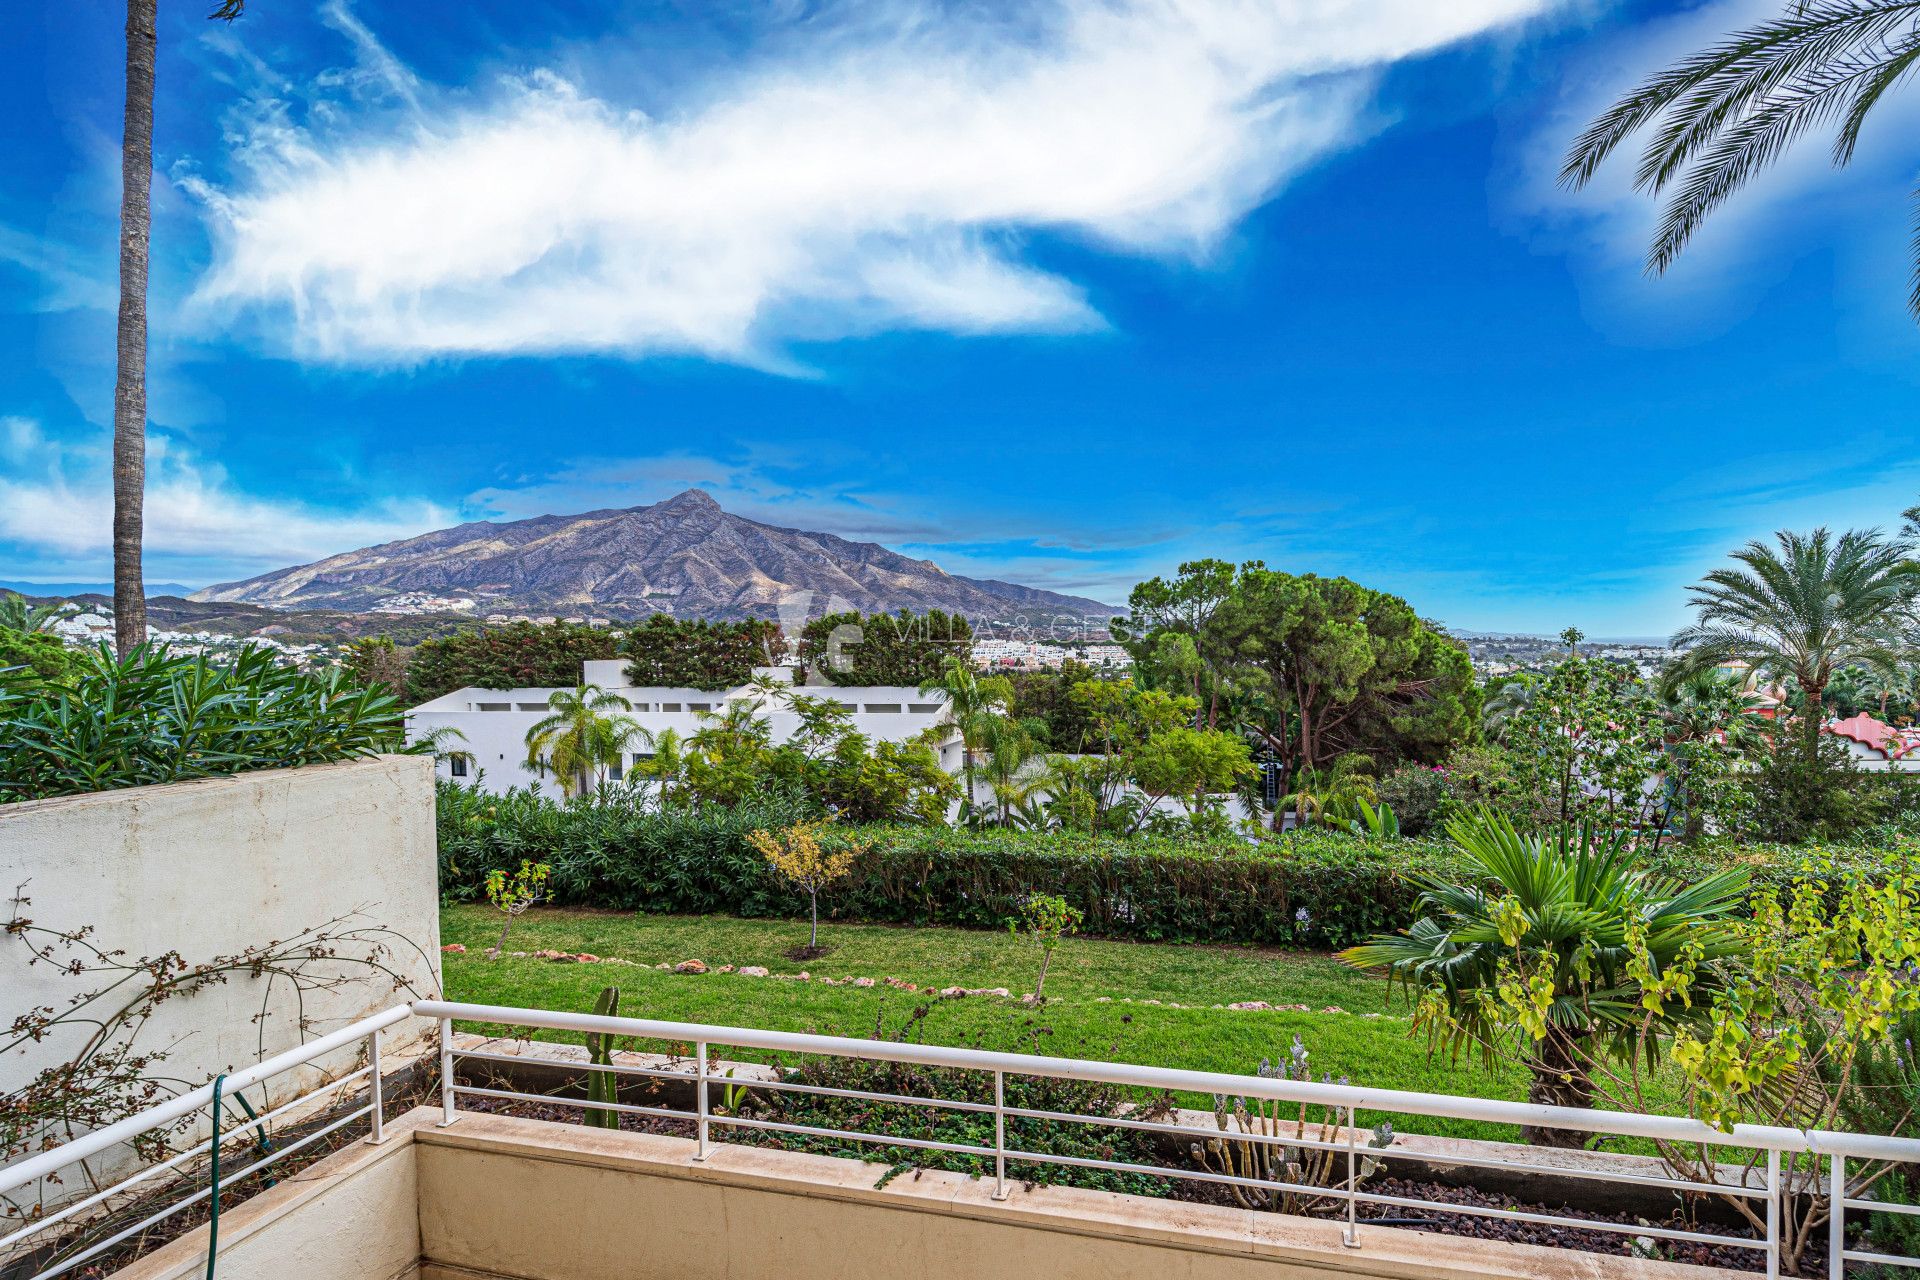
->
xmin=112 ymin=0 xmax=156 ymax=658
xmin=1803 ymin=677 xmax=1826 ymax=763
xmin=1520 ymin=1034 xmax=1597 ymax=1148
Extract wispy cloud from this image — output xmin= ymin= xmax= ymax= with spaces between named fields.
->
xmin=188 ymin=0 xmax=1562 ymax=368
xmin=0 ymin=418 xmax=451 ymax=582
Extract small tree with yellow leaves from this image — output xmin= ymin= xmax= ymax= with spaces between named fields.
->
xmin=484 ymin=859 xmax=551 ymax=958
xmin=747 ymin=820 xmax=859 ymax=955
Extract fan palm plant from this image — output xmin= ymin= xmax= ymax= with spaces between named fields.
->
xmin=523 ymin=684 xmax=644 ymax=800
xmin=1665 ymin=527 xmax=1919 ymax=754
xmin=1341 ymin=810 xmax=1750 ymax=1146
xmin=1562 ymin=0 xmax=1920 ymax=319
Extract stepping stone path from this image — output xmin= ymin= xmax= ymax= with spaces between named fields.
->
xmin=467 ymin=949 xmax=1374 ymax=1016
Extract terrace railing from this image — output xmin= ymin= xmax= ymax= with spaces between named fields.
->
xmin=0 ymin=1004 xmax=411 ymax=1280
xmin=7 ymin=999 xmax=1920 ymax=1279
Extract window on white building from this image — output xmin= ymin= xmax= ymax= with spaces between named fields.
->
xmin=449 ymin=757 xmax=468 ymax=778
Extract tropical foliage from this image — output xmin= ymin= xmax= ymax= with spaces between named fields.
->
xmin=523 ymin=684 xmax=647 ymax=799
xmin=918 ymin=652 xmax=1010 ymax=816
xmin=0 ymin=645 xmax=414 ymax=802
xmin=1562 ymin=0 xmax=1920 ymax=319
xmin=1340 ymin=811 xmax=1751 ymax=1143
xmin=0 ymin=593 xmax=60 ymax=633
xmin=606 ymin=678 xmax=961 ymax=824
xmin=1665 ymin=527 xmax=1919 ymax=750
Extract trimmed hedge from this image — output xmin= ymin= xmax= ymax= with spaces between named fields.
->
xmin=438 ymin=784 xmax=1473 ymax=947
xmin=435 ymin=784 xmax=1920 ymax=949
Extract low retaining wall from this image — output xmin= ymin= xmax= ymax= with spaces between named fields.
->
xmin=1 ymin=757 xmax=442 ymax=1209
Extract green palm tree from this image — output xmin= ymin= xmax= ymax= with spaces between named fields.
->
xmin=0 ymin=592 xmax=61 ymax=633
xmin=1479 ymin=679 xmax=1535 ymax=743
xmin=1666 ymin=528 xmax=1919 ymax=753
xmin=1561 ymin=0 xmax=1920 ymax=318
xmin=1654 ymin=668 xmax=1769 ymax=747
xmin=523 ymin=684 xmax=644 ymax=800
xmin=919 ymin=653 xmax=1012 ymax=815
xmin=977 ymin=717 xmax=1050 ymax=826
xmin=1277 ymin=752 xmax=1377 ymax=829
xmin=1341 ymin=810 xmax=1750 ymax=1146
xmin=631 ymin=725 xmax=685 ymax=804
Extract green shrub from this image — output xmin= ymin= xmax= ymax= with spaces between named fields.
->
xmin=435 ymin=782 xmax=1473 ymax=946
xmin=405 ymin=622 xmax=619 ymax=703
xmin=437 ymin=784 xmax=1920 ymax=946
xmin=436 ymin=782 xmax=821 ymax=912
xmin=0 ymin=644 xmax=413 ymax=803
xmin=1374 ymin=763 xmax=1449 ymax=836
xmin=0 ymin=627 xmax=85 ymax=687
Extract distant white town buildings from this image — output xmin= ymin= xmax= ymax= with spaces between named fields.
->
xmin=971 ymin=639 xmax=1132 ymax=673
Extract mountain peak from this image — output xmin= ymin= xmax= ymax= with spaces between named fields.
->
xmin=655 ymin=488 xmax=720 ymax=513
xmin=189 ymin=488 xmax=1115 ymax=622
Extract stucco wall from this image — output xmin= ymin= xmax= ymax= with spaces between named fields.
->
xmin=104 ymin=1126 xmax=421 ymax=1280
xmin=412 ymin=1114 xmax=1733 ymax=1280
xmin=0 ymin=756 xmax=441 ymax=1205
xmin=96 ymin=1111 xmax=1741 ymax=1280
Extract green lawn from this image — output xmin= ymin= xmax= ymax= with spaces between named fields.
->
xmin=438 ymin=906 xmax=1681 ymax=1144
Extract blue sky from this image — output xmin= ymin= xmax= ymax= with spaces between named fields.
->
xmin=3 ymin=0 xmax=1919 ymax=636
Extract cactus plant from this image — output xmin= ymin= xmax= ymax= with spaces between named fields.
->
xmin=584 ymin=986 xmax=621 ymax=1129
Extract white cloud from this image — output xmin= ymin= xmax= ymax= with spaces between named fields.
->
xmin=189 ymin=0 xmax=1561 ymax=366
xmin=0 ymin=421 xmax=449 ymax=581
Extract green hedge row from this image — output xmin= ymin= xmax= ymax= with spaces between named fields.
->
xmin=440 ymin=784 xmax=1470 ymax=947
xmin=435 ymin=784 xmax=1918 ymax=949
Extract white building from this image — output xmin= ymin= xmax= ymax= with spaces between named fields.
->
xmin=406 ymin=660 xmax=963 ymax=798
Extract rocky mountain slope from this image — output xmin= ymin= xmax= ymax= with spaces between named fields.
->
xmin=192 ymin=489 xmax=1113 ymax=622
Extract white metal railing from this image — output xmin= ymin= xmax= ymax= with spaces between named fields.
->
xmin=0 ymin=1004 xmax=411 ymax=1280
xmin=7 ymin=1000 xmax=1920 ymax=1279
